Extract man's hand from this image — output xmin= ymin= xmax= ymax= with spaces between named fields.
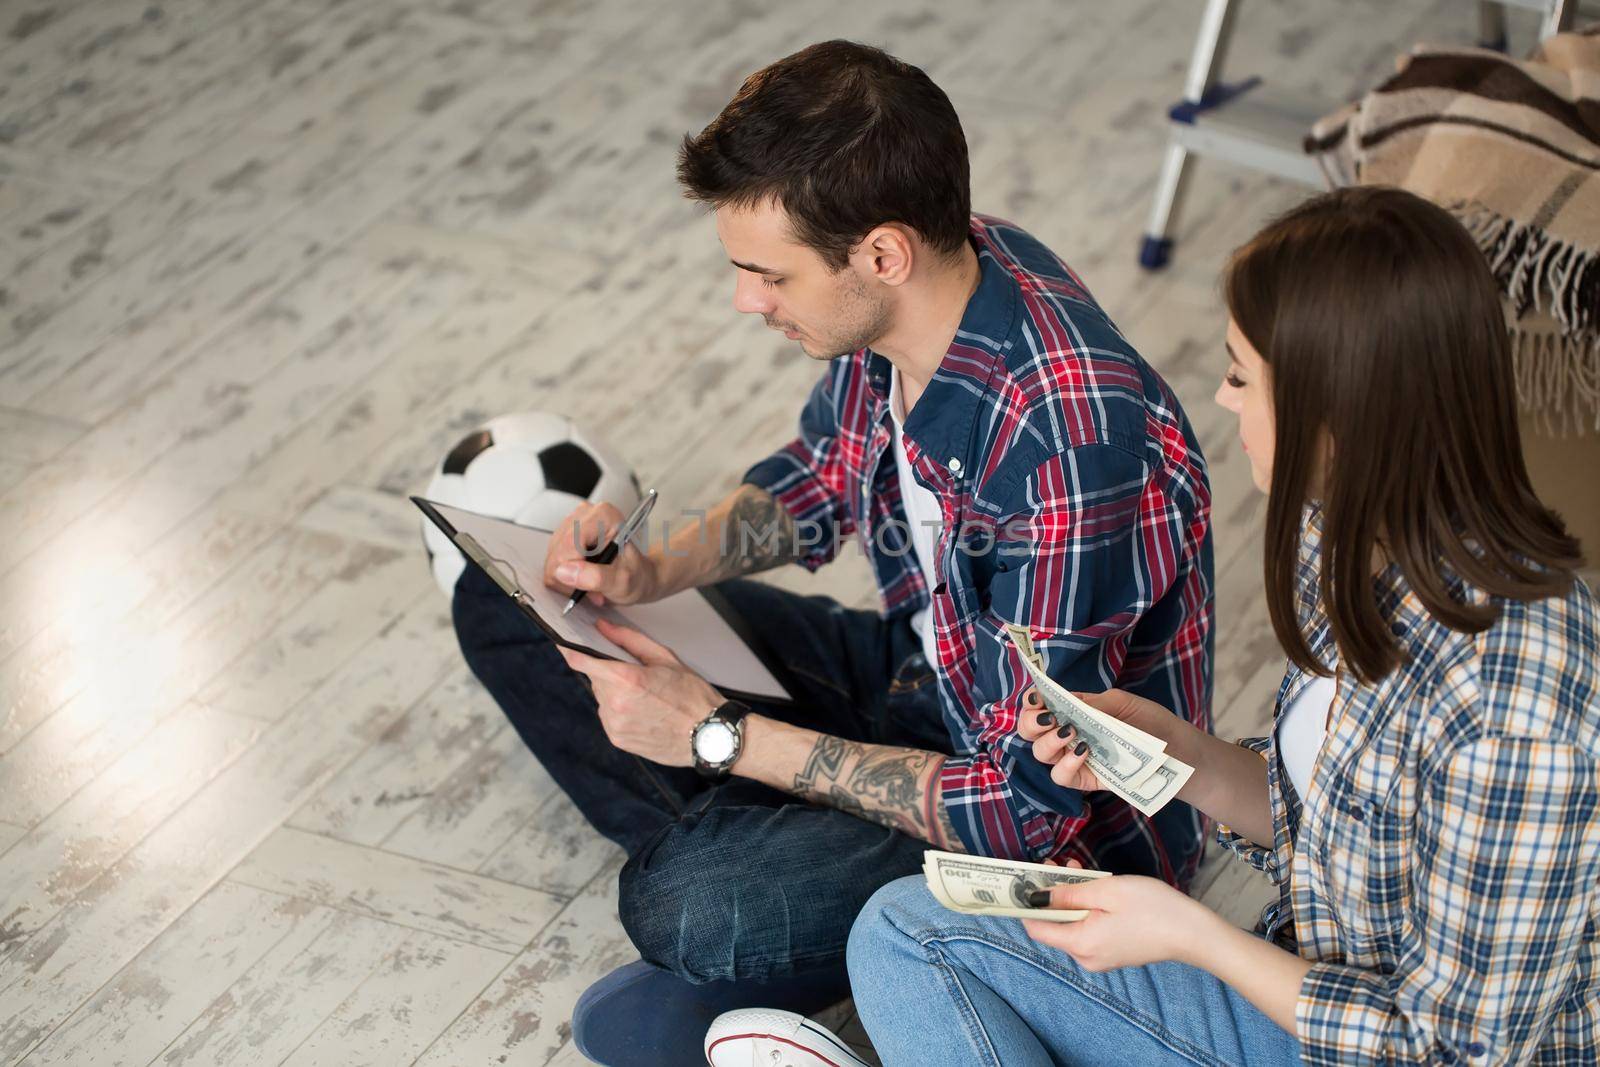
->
xmin=1020 ymin=871 xmax=1223 ymax=972
xmin=556 ymin=619 xmax=721 ymax=766
xmin=543 ymin=501 xmax=663 ymax=607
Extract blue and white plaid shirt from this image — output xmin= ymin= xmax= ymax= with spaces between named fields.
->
xmin=1217 ymin=509 xmax=1600 ymax=1065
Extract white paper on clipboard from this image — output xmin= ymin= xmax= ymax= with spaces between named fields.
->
xmin=415 ymin=498 xmax=792 ymax=703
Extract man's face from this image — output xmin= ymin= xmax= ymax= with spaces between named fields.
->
xmin=714 ymin=200 xmax=891 ymax=361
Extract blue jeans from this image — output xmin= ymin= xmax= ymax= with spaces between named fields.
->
xmin=847 ymin=877 xmax=1301 ymax=1066
xmin=451 ymin=565 xmax=953 ymax=984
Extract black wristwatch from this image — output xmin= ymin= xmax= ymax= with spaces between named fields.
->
xmin=691 ymin=699 xmax=751 ymax=780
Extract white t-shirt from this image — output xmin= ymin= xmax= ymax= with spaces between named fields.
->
xmin=1277 ymin=669 xmax=1337 ymax=799
xmin=888 ymin=368 xmax=943 ymax=668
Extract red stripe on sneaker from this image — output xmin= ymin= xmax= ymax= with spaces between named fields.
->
xmin=706 ymin=1033 xmax=845 ymax=1067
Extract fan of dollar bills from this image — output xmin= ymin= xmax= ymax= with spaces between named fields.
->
xmin=1001 ymin=624 xmax=1193 ymax=817
xmin=923 ymin=850 xmax=1109 ymax=923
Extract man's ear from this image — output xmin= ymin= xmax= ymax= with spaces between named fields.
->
xmin=855 ymin=224 xmax=915 ymax=287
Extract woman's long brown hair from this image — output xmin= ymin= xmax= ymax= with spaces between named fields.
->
xmin=1224 ymin=187 xmax=1584 ymax=684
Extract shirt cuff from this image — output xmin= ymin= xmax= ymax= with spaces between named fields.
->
xmin=1214 ymin=736 xmax=1281 ymax=878
xmin=740 ymin=454 xmax=846 ymax=573
xmin=1295 ymin=960 xmax=1487 ymax=1066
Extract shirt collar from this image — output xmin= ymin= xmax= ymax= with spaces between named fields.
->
xmin=1300 ymin=506 xmax=1443 ymax=660
xmin=863 ymin=224 xmax=1021 ymax=478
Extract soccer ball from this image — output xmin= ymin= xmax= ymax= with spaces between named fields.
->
xmin=421 ymin=412 xmax=642 ymax=595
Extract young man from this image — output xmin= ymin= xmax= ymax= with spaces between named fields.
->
xmin=450 ymin=40 xmax=1215 ymax=1065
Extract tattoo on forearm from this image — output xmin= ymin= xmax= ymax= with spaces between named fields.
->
xmin=708 ymin=486 xmax=802 ymax=581
xmin=792 ymin=735 xmax=967 ymax=851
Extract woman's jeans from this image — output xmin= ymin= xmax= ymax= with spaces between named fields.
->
xmin=847 ymin=877 xmax=1301 ymax=1066
xmin=451 ymin=564 xmax=953 ymax=984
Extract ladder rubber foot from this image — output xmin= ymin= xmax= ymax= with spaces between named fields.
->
xmin=1138 ymin=235 xmax=1173 ymax=270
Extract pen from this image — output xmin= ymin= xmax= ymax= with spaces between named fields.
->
xmin=562 ymin=489 xmax=658 ymax=616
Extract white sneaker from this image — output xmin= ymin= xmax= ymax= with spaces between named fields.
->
xmin=704 ymin=1008 xmax=871 ymax=1067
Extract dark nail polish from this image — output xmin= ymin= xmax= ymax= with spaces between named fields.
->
xmin=1055 ymin=724 xmax=1073 ymax=739
xmin=1074 ymin=740 xmax=1089 ymax=756
xmin=1035 ymin=712 xmax=1053 ymax=727
xmin=1026 ymin=889 xmax=1052 ymax=909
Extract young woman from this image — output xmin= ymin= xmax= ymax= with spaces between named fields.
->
xmin=842 ymin=187 xmax=1599 ymax=1066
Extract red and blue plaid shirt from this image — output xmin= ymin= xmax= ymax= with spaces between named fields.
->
xmin=743 ymin=214 xmax=1215 ymax=881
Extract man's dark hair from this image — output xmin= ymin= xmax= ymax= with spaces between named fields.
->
xmin=677 ymin=40 xmax=971 ymax=270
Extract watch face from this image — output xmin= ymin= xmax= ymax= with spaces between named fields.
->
xmin=694 ymin=721 xmax=737 ymax=764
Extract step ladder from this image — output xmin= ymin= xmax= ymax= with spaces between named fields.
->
xmin=1137 ymin=0 xmax=1580 ymax=269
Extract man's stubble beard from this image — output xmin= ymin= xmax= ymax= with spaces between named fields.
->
xmin=805 ymin=270 xmax=893 ymax=362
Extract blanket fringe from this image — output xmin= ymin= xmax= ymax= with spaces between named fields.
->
xmin=1453 ymin=201 xmax=1600 ymax=431
xmin=1511 ymin=325 xmax=1600 ymax=434
xmin=1454 ymin=201 xmax=1599 ymax=338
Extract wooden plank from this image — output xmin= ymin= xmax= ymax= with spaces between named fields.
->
xmin=348 ymin=239 xmax=733 ymax=502
xmin=0 ymin=176 xmax=107 ymax=278
xmin=0 ymin=6 xmax=489 ymax=403
xmin=0 ymin=0 xmax=194 ymax=110
xmin=0 ymin=702 xmax=260 ymax=962
xmin=0 ymin=824 xmax=22 ymax=854
xmin=12 ymin=0 xmax=332 ymax=157
xmin=281 ymin=927 xmax=511 ymax=1067
xmin=0 ymin=242 xmax=451 ymax=595
xmin=379 ymin=721 xmax=551 ymax=874
xmin=228 ymin=826 xmax=565 ymax=954
xmin=19 ymin=882 xmax=315 ymax=1067
xmin=0 ymin=586 xmax=457 ymax=1063
xmin=0 ymin=176 xmax=40 ymax=222
xmin=542 ymin=1040 xmax=595 ymax=1067
xmin=289 ymin=668 xmax=521 ymax=848
xmin=478 ymin=788 xmax=625 ymax=901
xmin=1196 ymin=852 xmax=1278 ymax=932
xmin=22 ymin=228 xmax=354 ymax=426
xmin=0 ymin=404 xmax=83 ymax=464
xmin=0 ymin=243 xmax=561 ymax=753
xmin=153 ymin=905 xmax=400 ymax=1067
xmin=206 ymin=228 xmax=591 ymax=524
xmin=191 ymin=544 xmax=430 ymax=723
xmin=294 ymin=484 xmax=425 ymax=553
xmin=84 ymin=4 xmax=490 ymax=170
xmin=395 ymin=0 xmax=849 ymax=254
xmin=0 ymin=505 xmax=278 ymax=751
xmin=0 ymin=236 xmax=426 ymax=658
xmin=0 ymin=528 xmax=375 ymax=826
xmin=412 ymin=859 xmax=633 ymax=1067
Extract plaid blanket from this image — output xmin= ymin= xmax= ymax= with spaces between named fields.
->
xmin=1307 ymin=26 xmax=1600 ymax=431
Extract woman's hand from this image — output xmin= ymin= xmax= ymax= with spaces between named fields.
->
xmin=1015 ymin=688 xmax=1181 ymax=792
xmin=1021 ymin=873 xmax=1224 ymax=971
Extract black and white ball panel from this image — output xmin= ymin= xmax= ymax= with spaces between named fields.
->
xmin=420 ymin=411 xmax=640 ymax=595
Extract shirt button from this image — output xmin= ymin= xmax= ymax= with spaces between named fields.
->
xmin=948 ymin=457 xmax=962 ymax=474
xmin=1467 ymin=1043 xmax=1487 ymax=1058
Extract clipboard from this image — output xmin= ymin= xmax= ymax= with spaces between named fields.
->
xmin=414 ymin=496 xmax=796 ymax=706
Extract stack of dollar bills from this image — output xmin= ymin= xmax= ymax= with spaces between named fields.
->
xmin=1002 ymin=624 xmax=1194 ymax=817
xmin=922 ymin=850 xmax=1109 ymax=923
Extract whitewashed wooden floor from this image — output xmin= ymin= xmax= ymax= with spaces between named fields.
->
xmin=0 ymin=1 xmax=1536 ymax=1063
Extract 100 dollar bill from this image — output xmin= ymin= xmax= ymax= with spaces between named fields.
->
xmin=923 ymin=850 xmax=1110 ymax=922
xmin=1002 ymin=623 xmax=1194 ymax=817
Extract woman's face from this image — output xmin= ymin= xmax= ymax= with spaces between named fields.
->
xmin=1214 ymin=318 xmax=1275 ymax=494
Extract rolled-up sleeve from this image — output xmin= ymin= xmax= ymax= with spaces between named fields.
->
xmin=1295 ymin=737 xmax=1600 ymax=1066
xmin=1214 ymin=736 xmax=1281 ymax=876
xmin=741 ymin=362 xmax=855 ymax=572
xmin=941 ymin=444 xmax=1199 ymax=860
